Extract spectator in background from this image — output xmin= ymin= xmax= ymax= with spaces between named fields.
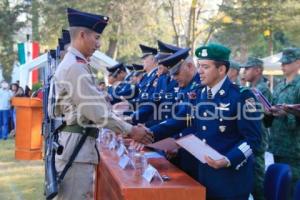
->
xmin=0 ymin=81 xmax=13 ymax=140
xmin=24 ymin=85 xmax=32 ymax=97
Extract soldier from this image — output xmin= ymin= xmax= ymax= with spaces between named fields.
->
xmin=242 ymin=56 xmax=272 ymax=200
xmin=145 ymin=43 xmax=262 ymax=199
xmin=107 ymin=63 xmax=138 ymax=104
xmin=193 ymin=43 xmax=262 ymax=199
xmin=130 ymin=44 xmax=159 ymax=123
xmin=52 ymin=8 xmax=153 ymax=200
xmin=228 ymin=60 xmax=241 ymax=84
xmin=131 ymin=63 xmax=144 ymax=84
xmin=267 ymin=47 xmax=300 ymax=193
xmin=131 ymin=40 xmax=181 ymax=126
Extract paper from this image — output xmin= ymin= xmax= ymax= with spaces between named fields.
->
xmin=118 ymin=155 xmax=131 ymax=169
xmin=142 ymin=164 xmax=163 ymax=183
xmin=176 ymin=134 xmax=224 ymax=163
xmin=252 ymin=88 xmax=272 ymax=111
xmin=146 ymin=137 xmax=179 ymax=152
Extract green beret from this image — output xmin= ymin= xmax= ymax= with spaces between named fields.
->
xmin=279 ymin=47 xmax=300 ymax=64
xmin=195 ymin=43 xmax=231 ymax=62
xmin=242 ymin=57 xmax=263 ymax=68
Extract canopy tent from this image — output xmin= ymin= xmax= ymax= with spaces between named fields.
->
xmin=18 ymin=50 xmax=117 ymax=88
xmin=261 ymin=52 xmax=283 ymax=75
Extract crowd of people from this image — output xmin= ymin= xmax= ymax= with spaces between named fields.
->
xmin=0 ymin=80 xmax=34 ymax=140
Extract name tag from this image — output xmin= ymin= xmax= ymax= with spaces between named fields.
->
xmin=142 ymin=164 xmax=163 ymax=183
xmin=117 ymin=144 xmax=126 ymax=157
xmin=108 ymin=140 xmax=116 ymax=150
xmin=118 ymin=155 xmax=130 ymax=169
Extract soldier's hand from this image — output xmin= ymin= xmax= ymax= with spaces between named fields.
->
xmin=270 ymin=105 xmax=287 ymax=116
xmin=205 ymin=156 xmax=229 ymax=169
xmin=130 ymin=125 xmax=154 ymax=144
xmin=282 ymin=105 xmax=300 ymax=117
xmin=129 ymin=140 xmax=145 ymax=151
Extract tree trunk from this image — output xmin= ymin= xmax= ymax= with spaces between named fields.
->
xmin=186 ymin=0 xmax=197 ymax=51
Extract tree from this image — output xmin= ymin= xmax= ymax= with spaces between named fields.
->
xmin=161 ymin=0 xmax=224 ymax=52
xmin=0 ymin=0 xmax=28 ymax=81
xmin=211 ymin=0 xmax=300 ymax=60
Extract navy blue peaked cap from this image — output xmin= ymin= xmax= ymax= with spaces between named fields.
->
xmin=58 ymin=38 xmax=65 ymax=51
xmin=62 ymin=29 xmax=71 ymax=45
xmin=159 ymin=48 xmax=190 ymax=75
xmin=67 ymin=8 xmax=109 ymax=34
xmin=156 ymin=40 xmax=182 ymax=61
xmin=139 ymin=44 xmax=158 ymax=59
xmin=132 ymin=63 xmax=144 ymax=71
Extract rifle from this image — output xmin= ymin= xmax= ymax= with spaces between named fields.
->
xmin=43 ymin=48 xmax=64 ymax=200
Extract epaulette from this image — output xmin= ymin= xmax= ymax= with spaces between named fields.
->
xmin=75 ymin=56 xmax=87 ymax=64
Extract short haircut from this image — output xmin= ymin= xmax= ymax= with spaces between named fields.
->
xmin=69 ymin=26 xmax=93 ymax=40
xmin=214 ymin=60 xmax=230 ymax=73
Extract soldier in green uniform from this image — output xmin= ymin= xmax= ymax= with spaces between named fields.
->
xmin=267 ymin=48 xmax=300 ymax=194
xmin=228 ymin=60 xmax=241 ymax=84
xmin=243 ymin=57 xmax=272 ymax=200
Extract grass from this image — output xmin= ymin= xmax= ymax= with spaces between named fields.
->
xmin=0 ymin=138 xmax=44 ymax=200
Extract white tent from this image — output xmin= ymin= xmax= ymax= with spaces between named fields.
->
xmin=261 ymin=52 xmax=283 ymax=75
xmin=18 ymin=50 xmax=117 ymax=88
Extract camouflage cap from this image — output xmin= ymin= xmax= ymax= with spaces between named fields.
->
xmin=242 ymin=57 xmax=263 ymax=68
xmin=229 ymin=60 xmax=240 ymax=70
xmin=279 ymin=47 xmax=300 ymax=64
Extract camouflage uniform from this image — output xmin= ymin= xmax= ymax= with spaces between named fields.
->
xmin=269 ymin=75 xmax=300 ymax=188
xmin=243 ymin=57 xmax=272 ymax=200
xmin=252 ymin=76 xmax=272 ymax=200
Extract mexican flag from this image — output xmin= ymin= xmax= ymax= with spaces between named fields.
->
xmin=17 ymin=42 xmax=40 ymax=85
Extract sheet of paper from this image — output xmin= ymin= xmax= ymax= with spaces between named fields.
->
xmin=176 ymin=134 xmax=224 ymax=163
xmin=146 ymin=137 xmax=179 ymax=152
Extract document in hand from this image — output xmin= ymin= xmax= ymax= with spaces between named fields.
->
xmin=176 ymin=134 xmax=224 ymax=164
xmin=146 ymin=137 xmax=179 ymax=152
xmin=252 ymin=88 xmax=272 ymax=111
xmin=285 ymin=104 xmax=300 ymax=111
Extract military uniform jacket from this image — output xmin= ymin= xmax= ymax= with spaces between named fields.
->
xmin=53 ymin=47 xmax=132 ymax=164
xmin=149 ymin=73 xmax=201 ymax=140
xmin=191 ymin=77 xmax=262 ymax=198
xmin=151 ymin=77 xmax=262 ymax=198
xmin=131 ymin=68 xmax=159 ymax=123
xmin=252 ymin=76 xmax=272 ymax=153
xmin=269 ymin=75 xmax=300 ymax=158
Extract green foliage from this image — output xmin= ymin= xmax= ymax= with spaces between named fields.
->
xmin=0 ymin=0 xmax=29 ymax=82
xmin=212 ymin=0 xmax=300 ymax=60
xmin=32 ymin=82 xmax=42 ymax=93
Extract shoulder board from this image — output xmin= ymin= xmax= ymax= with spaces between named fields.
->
xmin=75 ymin=56 xmax=86 ymax=64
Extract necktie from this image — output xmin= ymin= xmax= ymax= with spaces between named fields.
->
xmin=207 ymin=88 xmax=213 ymax=99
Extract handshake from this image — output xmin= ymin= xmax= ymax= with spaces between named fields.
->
xmin=129 ymin=124 xmax=154 ymax=145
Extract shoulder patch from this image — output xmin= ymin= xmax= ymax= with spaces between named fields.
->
xmin=75 ymin=56 xmax=86 ymax=64
xmin=245 ymin=97 xmax=257 ymax=112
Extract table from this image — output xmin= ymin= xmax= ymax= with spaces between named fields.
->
xmin=95 ymin=147 xmax=206 ymax=200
